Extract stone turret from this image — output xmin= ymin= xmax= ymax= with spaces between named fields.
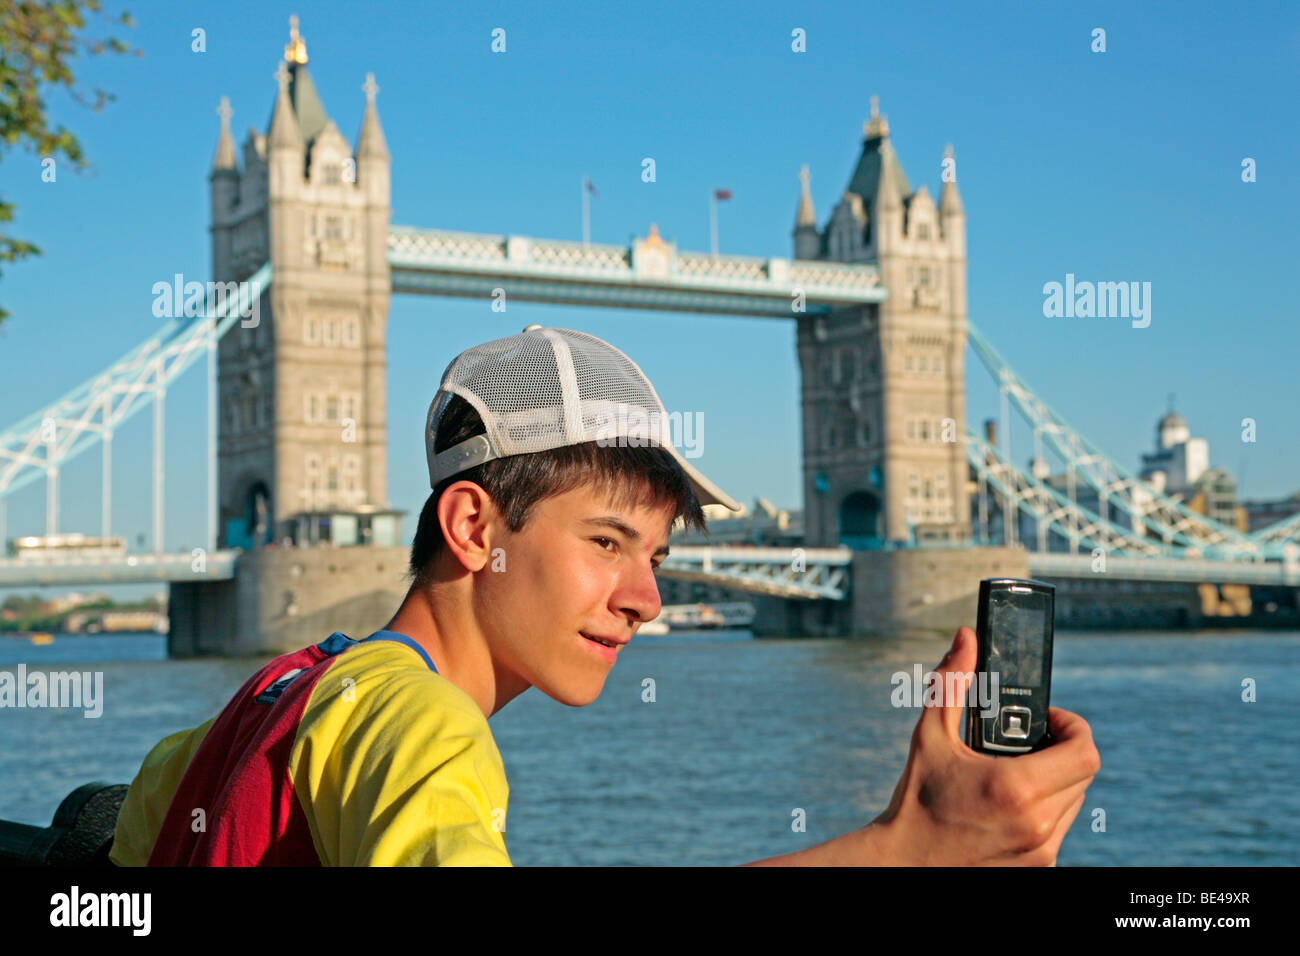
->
xmin=939 ymin=144 xmax=965 ymax=257
xmin=209 ymin=97 xmax=239 ymax=276
xmin=792 ymin=164 xmax=819 ymax=260
xmin=210 ymin=15 xmax=395 ymax=551
xmin=795 ymin=97 xmax=971 ymax=548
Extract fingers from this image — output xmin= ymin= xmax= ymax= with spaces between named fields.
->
xmin=1039 ymin=776 xmax=1092 ymax=839
xmin=988 ymin=780 xmax=1089 ymax=866
xmin=1040 ymin=789 xmax=1088 ymax=865
xmin=1014 ymin=708 xmax=1101 ymax=797
xmin=919 ymin=627 xmax=977 ymax=744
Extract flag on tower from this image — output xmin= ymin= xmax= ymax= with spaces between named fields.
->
xmin=586 ymin=177 xmax=600 ymax=200
xmin=713 ymin=188 xmax=732 ymax=201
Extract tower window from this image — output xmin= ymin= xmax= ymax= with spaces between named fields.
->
xmin=304 ymin=317 xmax=319 ymax=345
xmin=918 ymin=223 xmax=930 ymax=240
xmin=838 ymin=348 xmax=857 ymax=383
xmin=324 ymin=165 xmax=342 ymax=185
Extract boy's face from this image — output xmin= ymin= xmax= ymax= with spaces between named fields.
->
xmin=476 ymin=483 xmax=673 ymax=707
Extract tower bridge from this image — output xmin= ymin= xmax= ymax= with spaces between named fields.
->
xmin=3 ymin=19 xmax=1298 ymax=652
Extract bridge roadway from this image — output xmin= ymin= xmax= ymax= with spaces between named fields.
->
xmin=4 ymin=547 xmax=1298 ymax=593
xmin=387 ymin=226 xmax=886 ymax=317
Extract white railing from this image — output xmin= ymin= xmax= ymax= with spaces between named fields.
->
xmin=0 ymin=551 xmax=239 ymax=586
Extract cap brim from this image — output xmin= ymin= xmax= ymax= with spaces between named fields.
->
xmin=666 ymin=444 xmax=743 ymax=513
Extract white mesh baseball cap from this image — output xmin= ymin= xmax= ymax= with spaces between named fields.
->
xmin=425 ymin=325 xmax=742 ymax=512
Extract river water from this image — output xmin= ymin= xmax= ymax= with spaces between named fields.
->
xmin=0 ymin=629 xmax=1293 ymax=866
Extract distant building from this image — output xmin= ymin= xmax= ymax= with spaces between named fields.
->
xmin=1240 ymin=492 xmax=1300 ymax=533
xmin=1188 ymin=467 xmax=1245 ymax=531
xmin=66 ymin=610 xmax=168 ymax=634
xmin=36 ymin=591 xmax=110 ymax=615
xmin=1011 ymin=407 xmax=1248 ymax=545
xmin=1136 ymin=411 xmax=1246 ymax=530
xmin=674 ymin=499 xmax=804 ymax=548
xmin=1139 ymin=411 xmax=1208 ymax=496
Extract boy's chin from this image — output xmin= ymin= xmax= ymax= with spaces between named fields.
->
xmin=538 ymin=675 xmax=608 ymax=708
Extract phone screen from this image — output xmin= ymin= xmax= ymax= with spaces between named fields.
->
xmin=987 ymin=589 xmax=1049 ymax=688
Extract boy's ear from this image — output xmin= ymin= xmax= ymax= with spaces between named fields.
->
xmin=437 ymin=481 xmax=499 ymax=573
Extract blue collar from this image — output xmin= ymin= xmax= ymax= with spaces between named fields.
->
xmin=316 ymin=629 xmax=439 ymax=673
xmin=358 ymin=629 xmax=439 ymax=673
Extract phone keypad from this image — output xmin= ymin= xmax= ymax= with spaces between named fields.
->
xmin=1000 ymin=705 xmax=1032 ymax=739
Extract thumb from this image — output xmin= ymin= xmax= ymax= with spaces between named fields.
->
xmin=921 ymin=626 xmax=977 ymax=743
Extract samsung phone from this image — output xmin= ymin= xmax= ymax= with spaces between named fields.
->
xmin=965 ymin=578 xmax=1055 ymax=755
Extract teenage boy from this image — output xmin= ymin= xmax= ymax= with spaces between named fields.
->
xmin=110 ymin=325 xmax=1098 ymax=866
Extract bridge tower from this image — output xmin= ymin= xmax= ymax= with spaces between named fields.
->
xmin=793 ymin=97 xmax=970 ymax=549
xmin=209 ymin=17 xmax=393 ymax=549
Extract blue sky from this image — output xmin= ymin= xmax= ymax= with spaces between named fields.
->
xmin=2 ymin=0 xmax=1298 ymax=571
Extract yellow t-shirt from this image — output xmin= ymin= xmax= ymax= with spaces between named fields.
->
xmin=109 ymin=631 xmax=511 ymax=866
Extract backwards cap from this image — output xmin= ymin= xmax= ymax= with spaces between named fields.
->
xmin=425 ymin=325 xmax=741 ymax=512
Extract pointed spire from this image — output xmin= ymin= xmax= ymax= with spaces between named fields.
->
xmin=876 ymin=139 xmax=909 ymax=209
xmin=356 ymin=72 xmax=389 ymax=160
xmin=285 ymin=14 xmax=308 ymax=64
xmin=795 ymin=164 xmax=816 ymax=228
xmin=845 ymin=94 xmax=911 ymax=211
xmin=939 ymin=143 xmax=964 ymax=216
xmin=268 ymin=61 xmax=302 ymax=150
xmin=265 ymin=17 xmax=328 ymax=145
xmin=863 ymin=94 xmax=889 ymax=140
xmin=212 ymin=96 xmax=237 ymax=170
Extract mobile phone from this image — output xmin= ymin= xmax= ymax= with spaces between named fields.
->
xmin=965 ymin=578 xmax=1055 ymax=755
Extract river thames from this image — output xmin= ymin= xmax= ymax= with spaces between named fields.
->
xmin=0 ymin=629 xmax=1293 ymax=866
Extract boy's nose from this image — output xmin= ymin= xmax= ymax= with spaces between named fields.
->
xmin=616 ymin=561 xmax=662 ymax=627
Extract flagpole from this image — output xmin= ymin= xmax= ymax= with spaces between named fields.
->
xmin=582 ymin=174 xmax=590 ymax=247
xmin=709 ymin=190 xmax=718 ymax=258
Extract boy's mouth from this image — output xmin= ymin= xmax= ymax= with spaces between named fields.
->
xmin=580 ymin=632 xmax=621 ymax=648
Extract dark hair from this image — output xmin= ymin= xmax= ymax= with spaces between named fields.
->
xmin=407 ymin=394 xmax=709 ymax=588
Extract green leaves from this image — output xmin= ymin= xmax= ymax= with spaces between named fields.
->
xmin=0 ymin=0 xmax=138 ymax=324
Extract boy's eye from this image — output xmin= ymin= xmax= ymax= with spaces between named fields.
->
xmin=594 ymin=537 xmax=617 ymax=552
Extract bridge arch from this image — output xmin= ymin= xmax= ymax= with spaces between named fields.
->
xmin=838 ymin=490 xmax=883 ymax=550
xmin=224 ymin=475 xmax=273 ymax=549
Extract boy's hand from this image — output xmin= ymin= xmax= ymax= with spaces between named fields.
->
xmin=867 ymin=626 xmax=1100 ymax=866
